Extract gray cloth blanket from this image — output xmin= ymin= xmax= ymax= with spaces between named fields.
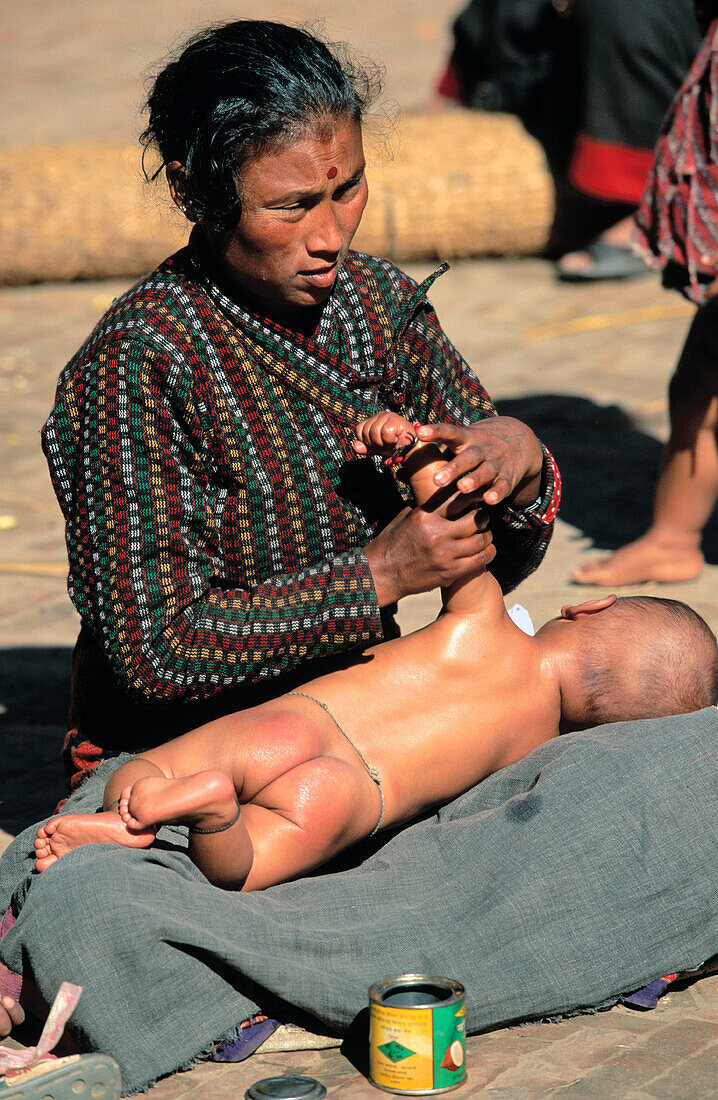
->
xmin=1 ymin=709 xmax=718 ymax=1095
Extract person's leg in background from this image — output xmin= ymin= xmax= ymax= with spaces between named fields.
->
xmin=555 ymin=0 xmax=700 ymax=279
xmin=573 ymin=299 xmax=718 ymax=585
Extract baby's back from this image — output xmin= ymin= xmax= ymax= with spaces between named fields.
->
xmin=303 ymin=609 xmax=559 ymax=829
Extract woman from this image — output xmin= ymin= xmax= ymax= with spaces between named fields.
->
xmin=43 ymin=20 xmax=559 ymax=789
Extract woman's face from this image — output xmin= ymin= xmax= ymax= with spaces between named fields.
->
xmin=203 ymin=115 xmax=368 ymax=320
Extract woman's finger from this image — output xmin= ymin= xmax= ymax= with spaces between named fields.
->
xmin=441 ymin=457 xmax=504 ymax=496
xmin=452 ymin=530 xmax=496 ymax=560
xmin=443 ymin=488 xmax=486 ymax=518
xmin=0 ymin=996 xmax=25 ymax=1034
xmin=482 ymin=474 xmax=513 ymax=505
xmin=433 ymin=446 xmax=487 ymax=487
xmin=415 ymin=421 xmax=466 ymax=450
xmin=456 ymin=460 xmax=503 ymax=494
xmin=438 ymin=510 xmax=494 ymax=540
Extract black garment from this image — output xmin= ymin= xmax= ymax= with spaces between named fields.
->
xmin=449 ymin=0 xmax=700 ymax=176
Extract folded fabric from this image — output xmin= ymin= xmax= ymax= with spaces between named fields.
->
xmin=0 ymin=982 xmax=82 ymax=1073
xmin=624 ymin=975 xmax=677 ymax=1009
xmin=1 ymin=710 xmax=717 ymax=1096
xmin=211 ymin=1017 xmax=280 ymax=1062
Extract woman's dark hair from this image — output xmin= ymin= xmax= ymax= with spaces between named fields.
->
xmin=141 ymin=20 xmax=381 ymax=228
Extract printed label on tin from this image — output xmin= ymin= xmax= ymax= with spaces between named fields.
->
xmin=433 ymin=1000 xmax=466 ymax=1090
xmin=369 ymin=1000 xmax=466 ymax=1092
xmin=370 ymin=1004 xmax=434 ymax=1091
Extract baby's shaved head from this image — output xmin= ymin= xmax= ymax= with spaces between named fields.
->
xmin=578 ymin=596 xmax=718 ymax=727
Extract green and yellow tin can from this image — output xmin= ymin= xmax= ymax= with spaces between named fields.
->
xmin=368 ymin=975 xmax=466 ymax=1095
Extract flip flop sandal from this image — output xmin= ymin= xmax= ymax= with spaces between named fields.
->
xmin=556 ymin=239 xmax=652 ymax=282
xmin=0 ymin=1054 xmax=121 ymax=1100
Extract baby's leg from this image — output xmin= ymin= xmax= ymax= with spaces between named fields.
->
xmin=118 ymin=768 xmax=253 ymax=889
xmin=114 ymin=707 xmax=381 ymax=890
xmin=239 ymin=752 xmax=380 ymax=891
xmin=34 ymin=735 xmax=233 ymax=872
xmin=218 ymin=704 xmax=383 ymax=891
xmin=34 ymin=756 xmax=169 ymax=871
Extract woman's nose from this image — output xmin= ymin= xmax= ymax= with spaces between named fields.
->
xmin=306 ymin=202 xmax=342 ymax=255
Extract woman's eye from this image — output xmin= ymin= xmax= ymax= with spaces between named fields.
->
xmin=337 ymin=177 xmax=364 ymax=200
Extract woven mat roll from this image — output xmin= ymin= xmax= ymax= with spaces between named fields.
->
xmin=355 ymin=111 xmax=554 ymax=261
xmin=0 ymin=112 xmax=553 ymax=286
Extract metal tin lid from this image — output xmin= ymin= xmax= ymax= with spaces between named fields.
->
xmin=245 ymin=1076 xmax=327 ymax=1100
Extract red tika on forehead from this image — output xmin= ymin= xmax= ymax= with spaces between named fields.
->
xmin=327 ymin=166 xmax=338 ymax=179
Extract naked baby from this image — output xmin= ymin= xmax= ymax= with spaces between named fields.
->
xmin=34 ymin=415 xmax=718 ymax=891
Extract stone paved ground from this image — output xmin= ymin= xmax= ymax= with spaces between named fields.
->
xmin=2 ymin=3 xmax=718 ymax=1097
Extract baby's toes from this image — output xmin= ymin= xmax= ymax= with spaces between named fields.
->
xmin=119 ymin=803 xmax=137 ymax=826
xmin=35 ymin=853 xmax=58 ymax=872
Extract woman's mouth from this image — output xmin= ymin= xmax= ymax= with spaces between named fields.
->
xmin=301 ymin=263 xmax=338 ymax=288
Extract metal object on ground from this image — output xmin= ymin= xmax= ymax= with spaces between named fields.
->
xmin=245 ymin=1076 xmax=327 ymax=1100
xmin=369 ymin=974 xmax=466 ymax=1094
xmin=0 ymin=1054 xmax=122 ymax=1100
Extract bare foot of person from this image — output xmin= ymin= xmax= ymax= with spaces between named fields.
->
xmin=34 ymin=812 xmax=156 ymax=872
xmin=119 ymin=770 xmax=239 ymax=833
xmin=571 ymin=533 xmax=705 ymax=586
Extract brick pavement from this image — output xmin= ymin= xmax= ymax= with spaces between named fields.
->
xmin=2 ymin=2 xmax=718 ymax=1096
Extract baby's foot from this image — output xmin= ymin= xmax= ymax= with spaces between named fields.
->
xmin=119 ymin=770 xmax=239 ymax=833
xmin=34 ymin=812 xmax=156 ymax=872
xmin=571 ymin=534 xmax=704 ymax=586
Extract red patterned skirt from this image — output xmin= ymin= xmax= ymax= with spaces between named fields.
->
xmin=634 ymin=21 xmax=718 ymax=304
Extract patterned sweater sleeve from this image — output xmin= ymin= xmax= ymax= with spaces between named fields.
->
xmin=43 ymin=339 xmax=384 ymax=704
xmin=399 ymin=300 xmax=561 ymax=594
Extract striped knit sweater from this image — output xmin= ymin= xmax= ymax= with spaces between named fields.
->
xmin=43 ymin=238 xmax=559 ymax=750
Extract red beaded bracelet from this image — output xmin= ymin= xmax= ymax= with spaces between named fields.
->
xmin=383 ymin=423 xmax=423 ymax=469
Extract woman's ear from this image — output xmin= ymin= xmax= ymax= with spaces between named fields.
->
xmin=166 ymin=161 xmax=188 ymax=211
xmin=560 ymin=593 xmax=618 ymax=620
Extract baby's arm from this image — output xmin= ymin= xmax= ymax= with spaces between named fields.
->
xmin=353 ymin=413 xmax=449 ymax=506
xmin=354 ymin=414 xmax=499 ymax=614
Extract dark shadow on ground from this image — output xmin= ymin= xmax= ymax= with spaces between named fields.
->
xmin=0 ymin=647 xmax=71 ymax=835
xmin=496 ymin=393 xmax=718 ymax=560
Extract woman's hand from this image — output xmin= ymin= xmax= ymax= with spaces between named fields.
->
xmin=413 ymin=417 xmax=544 ymax=510
xmin=364 ymin=490 xmax=496 ymax=607
xmin=356 ymin=412 xmax=550 ymax=605
xmin=0 ymin=994 xmax=25 ymax=1039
